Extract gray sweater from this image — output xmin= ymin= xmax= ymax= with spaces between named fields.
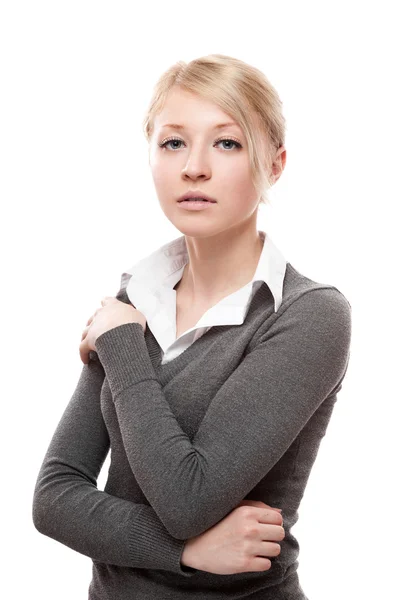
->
xmin=32 ymin=262 xmax=352 ymax=599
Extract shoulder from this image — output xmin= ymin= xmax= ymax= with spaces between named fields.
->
xmin=286 ymin=286 xmax=351 ymax=322
xmin=280 ymin=286 xmax=351 ymax=337
xmin=281 ymin=262 xmax=352 ymax=323
xmin=267 ymin=263 xmax=352 ymax=361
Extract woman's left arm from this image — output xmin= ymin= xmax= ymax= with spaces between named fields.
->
xmin=95 ymin=287 xmax=352 ymax=541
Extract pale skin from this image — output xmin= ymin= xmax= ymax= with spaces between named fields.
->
xmin=80 ymin=86 xmax=287 ymax=574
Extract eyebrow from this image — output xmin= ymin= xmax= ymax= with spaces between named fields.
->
xmin=160 ymin=122 xmax=240 ymax=131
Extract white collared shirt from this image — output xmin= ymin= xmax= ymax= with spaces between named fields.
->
xmin=123 ymin=230 xmax=287 ymax=365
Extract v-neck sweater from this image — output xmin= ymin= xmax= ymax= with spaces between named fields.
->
xmin=32 ymin=261 xmax=352 ymax=599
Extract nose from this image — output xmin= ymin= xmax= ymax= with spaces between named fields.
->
xmin=182 ymin=152 xmax=211 ymax=182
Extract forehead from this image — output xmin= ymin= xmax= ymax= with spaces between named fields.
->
xmin=153 ymin=88 xmax=242 ymax=133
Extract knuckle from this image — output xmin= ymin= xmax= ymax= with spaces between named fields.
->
xmin=240 ymin=506 xmax=254 ymax=518
xmin=243 ymin=524 xmax=258 ymax=538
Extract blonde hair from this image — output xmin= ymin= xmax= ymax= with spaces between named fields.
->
xmin=142 ymin=54 xmax=286 ymax=207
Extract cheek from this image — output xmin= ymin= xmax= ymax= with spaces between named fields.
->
xmin=150 ymin=156 xmax=172 ymax=187
xmin=225 ymin=163 xmax=255 ymax=195
xmin=149 ymin=146 xmax=167 ymax=177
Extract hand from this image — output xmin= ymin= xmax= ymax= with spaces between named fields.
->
xmin=181 ymin=500 xmax=285 ymax=575
xmin=79 ymin=296 xmax=147 ymax=365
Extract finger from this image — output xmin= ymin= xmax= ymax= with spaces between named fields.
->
xmin=249 ymin=501 xmax=282 ymax=513
xmin=79 ymin=339 xmax=89 ymax=365
xmin=81 ymin=325 xmax=91 ymax=341
xmin=86 ymin=308 xmax=101 ymax=326
xmin=257 ymin=508 xmax=284 ymax=525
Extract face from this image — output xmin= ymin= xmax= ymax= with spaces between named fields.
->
xmin=148 ymin=87 xmax=272 ymax=238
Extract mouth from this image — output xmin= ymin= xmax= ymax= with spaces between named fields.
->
xmin=177 ymin=192 xmax=217 ymax=203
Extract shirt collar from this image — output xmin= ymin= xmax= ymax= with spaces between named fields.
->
xmin=123 ymin=230 xmax=287 ymax=313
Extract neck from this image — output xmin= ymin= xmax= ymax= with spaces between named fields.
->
xmin=177 ymin=222 xmax=264 ymax=306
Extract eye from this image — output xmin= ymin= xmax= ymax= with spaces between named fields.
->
xmin=158 ymin=137 xmax=242 ymax=151
xmin=215 ymin=138 xmax=242 ymax=151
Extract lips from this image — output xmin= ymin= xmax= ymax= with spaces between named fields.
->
xmin=177 ymin=192 xmax=217 ymax=203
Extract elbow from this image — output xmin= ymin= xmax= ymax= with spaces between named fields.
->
xmin=32 ymin=485 xmax=49 ymax=535
xmin=32 ymin=503 xmax=44 ymax=535
xmin=32 ymin=471 xmax=57 ymax=537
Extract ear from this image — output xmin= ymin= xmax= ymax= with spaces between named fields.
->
xmin=271 ymin=145 xmax=287 ymax=184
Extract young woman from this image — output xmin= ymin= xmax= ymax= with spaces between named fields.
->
xmin=33 ymin=54 xmax=352 ymax=599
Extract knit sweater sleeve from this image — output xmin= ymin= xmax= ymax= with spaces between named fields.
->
xmin=31 ymin=354 xmax=197 ymax=576
xmin=95 ymin=287 xmax=352 ymax=540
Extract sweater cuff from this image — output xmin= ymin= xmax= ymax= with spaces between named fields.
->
xmin=95 ymin=322 xmax=158 ymax=398
xmin=128 ymin=507 xmax=198 ymax=577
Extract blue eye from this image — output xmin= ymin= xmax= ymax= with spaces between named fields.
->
xmin=216 ymin=139 xmax=242 ymax=151
xmin=158 ymin=137 xmax=242 ymax=151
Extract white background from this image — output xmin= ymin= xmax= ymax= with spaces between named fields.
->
xmin=2 ymin=1 xmax=397 ymax=598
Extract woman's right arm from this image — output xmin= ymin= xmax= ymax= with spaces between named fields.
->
xmin=32 ymin=352 xmax=197 ymax=576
